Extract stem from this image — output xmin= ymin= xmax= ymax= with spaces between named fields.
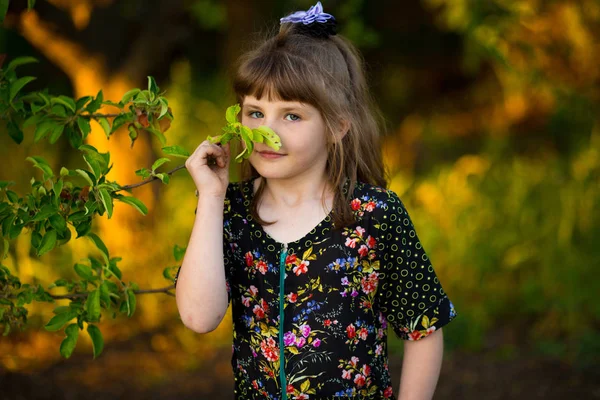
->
xmin=47 ymin=284 xmax=176 ymax=300
xmin=83 ymin=113 xmax=122 ymax=118
xmin=119 ymin=164 xmax=186 ymax=191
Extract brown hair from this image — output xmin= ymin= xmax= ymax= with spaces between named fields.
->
xmin=231 ymin=22 xmax=390 ymax=232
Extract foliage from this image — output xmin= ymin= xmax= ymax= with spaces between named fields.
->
xmin=206 ymin=103 xmax=281 ymax=162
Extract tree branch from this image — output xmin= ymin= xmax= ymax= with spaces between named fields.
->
xmin=119 ymin=164 xmax=186 ymax=191
xmin=48 ymin=284 xmax=176 ymax=301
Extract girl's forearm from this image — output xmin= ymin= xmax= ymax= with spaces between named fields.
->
xmin=397 ymin=328 xmax=444 ymax=400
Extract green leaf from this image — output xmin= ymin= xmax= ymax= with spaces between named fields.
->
xmin=108 ymin=259 xmax=122 ymax=280
xmin=254 ymin=125 xmax=281 ymax=150
xmin=97 ymin=117 xmax=111 ymax=137
xmin=158 ymin=98 xmax=169 ymax=118
xmin=115 ymin=195 xmax=148 ymax=215
xmin=60 ymin=323 xmax=79 ymax=359
xmin=48 ymin=214 xmax=67 ymax=234
xmin=85 ymin=289 xmax=101 ymax=322
xmin=51 ymin=96 xmax=76 ymax=112
xmin=76 ymin=95 xmax=92 ymax=111
xmin=38 ymin=230 xmax=57 ymax=256
xmin=48 ymin=124 xmax=65 ymax=144
xmin=33 ymin=120 xmax=56 ymax=143
xmin=53 ymin=179 xmax=63 ymax=197
xmin=226 ymin=103 xmax=241 ymax=124
xmin=77 ymin=117 xmax=91 ymax=137
xmin=27 ymin=0 xmax=36 ymax=10
xmin=151 ymin=157 xmax=170 ymax=171
xmin=44 ymin=310 xmax=78 ymax=332
xmin=125 ymin=288 xmax=136 ymax=317
xmin=99 ymin=188 xmax=113 ymax=219
xmin=75 ymin=169 xmax=94 ymax=186
xmin=1 ymin=238 xmax=9 ymax=260
xmin=120 ymin=88 xmax=140 ymax=104
xmin=147 ymin=76 xmax=159 ymax=94
xmin=87 ymin=233 xmax=109 ymax=261
xmin=86 ymin=90 xmax=103 ymax=113
xmin=9 ymin=77 xmax=36 ymax=103
xmin=145 ymin=126 xmax=166 ymax=146
xmin=87 ymin=324 xmax=104 ymax=359
xmin=5 ymin=56 xmax=38 ymax=72
xmin=74 ymin=263 xmax=94 ymax=280
xmin=154 ymin=173 xmax=170 ymax=184
xmin=173 ymin=244 xmax=186 ymax=262
xmin=161 ymin=145 xmax=190 ymax=158
xmin=7 ymin=120 xmax=23 ymax=144
xmin=111 ymin=113 xmax=130 ymax=132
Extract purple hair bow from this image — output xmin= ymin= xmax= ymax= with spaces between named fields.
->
xmin=280 ymin=1 xmax=335 ymax=25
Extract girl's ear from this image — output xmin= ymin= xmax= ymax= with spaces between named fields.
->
xmin=333 ymin=119 xmax=351 ymax=142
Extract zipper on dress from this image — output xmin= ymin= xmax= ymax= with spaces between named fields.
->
xmin=278 ymin=242 xmax=288 ymax=400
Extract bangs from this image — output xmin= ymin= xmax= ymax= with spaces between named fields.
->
xmin=233 ymin=51 xmax=322 ymax=106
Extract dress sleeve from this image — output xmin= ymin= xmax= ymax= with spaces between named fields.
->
xmin=174 ymin=183 xmax=236 ymax=306
xmin=375 ymin=189 xmax=457 ymax=341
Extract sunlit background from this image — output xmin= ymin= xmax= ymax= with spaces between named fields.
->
xmin=1 ymin=0 xmax=599 ymax=398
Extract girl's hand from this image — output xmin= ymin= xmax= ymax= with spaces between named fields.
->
xmin=185 ymin=140 xmax=230 ymax=198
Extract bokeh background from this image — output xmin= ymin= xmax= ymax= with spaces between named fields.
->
xmin=1 ymin=0 xmax=599 ymax=399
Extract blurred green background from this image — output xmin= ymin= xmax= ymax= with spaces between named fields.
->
xmin=0 ymin=0 xmax=599 ymax=398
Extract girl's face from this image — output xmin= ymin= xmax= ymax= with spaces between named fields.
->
xmin=241 ymin=94 xmax=329 ymax=181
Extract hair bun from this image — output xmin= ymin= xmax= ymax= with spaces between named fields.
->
xmin=293 ymin=18 xmax=337 ymax=39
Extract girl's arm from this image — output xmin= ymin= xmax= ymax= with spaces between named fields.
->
xmin=397 ymin=328 xmax=444 ymax=400
xmin=175 ymin=195 xmax=230 ymax=333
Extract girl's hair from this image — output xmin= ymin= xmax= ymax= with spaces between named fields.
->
xmin=231 ymin=19 xmax=390 ymax=231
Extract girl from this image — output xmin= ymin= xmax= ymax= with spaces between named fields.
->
xmin=176 ymin=2 xmax=457 ymax=399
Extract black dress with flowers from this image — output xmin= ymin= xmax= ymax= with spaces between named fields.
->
xmin=176 ymin=176 xmax=458 ymax=400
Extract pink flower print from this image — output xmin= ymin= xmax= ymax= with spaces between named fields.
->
xmin=294 ymin=394 xmax=309 ymax=400
xmin=358 ymin=244 xmax=369 ymax=258
xmin=341 ymin=276 xmax=349 ymax=286
xmin=383 ymin=386 xmax=393 ymax=398
xmin=284 ymin=331 xmax=296 ymax=347
xmin=375 ymin=344 xmax=383 ymax=355
xmin=377 ymin=328 xmax=385 ymax=339
xmin=257 ymin=261 xmax=268 ymax=275
xmin=241 ymin=296 xmax=251 ymax=307
xmin=244 ymin=251 xmax=254 ymax=266
xmin=345 ymin=237 xmax=357 ymax=248
xmin=299 ymin=324 xmax=311 ymax=338
xmin=409 ymin=330 xmax=423 ymax=341
xmin=353 ymin=373 xmax=366 ymax=388
xmin=426 ymin=326 xmax=437 ymax=335
xmin=365 ymin=201 xmax=376 ymax=212
xmin=354 ymin=226 xmax=365 ymax=237
xmin=350 ymin=356 xmax=359 ymax=367
xmin=358 ymin=327 xmax=368 ymax=340
xmin=366 ymin=235 xmax=376 ymax=249
xmin=253 ymin=304 xmax=265 ymax=320
xmin=313 ymin=338 xmax=321 ymax=347
xmin=295 ymin=336 xmax=306 ymax=348
xmin=362 ymin=364 xmax=371 ymax=376
xmin=293 ymin=260 xmax=309 ymax=275
xmin=346 ymin=324 xmax=356 ymax=339
xmin=351 ymin=198 xmax=361 ymax=210
xmin=260 ymin=337 xmax=279 ymax=362
xmin=340 ymin=290 xmax=348 ymax=297
xmin=351 ymin=289 xmax=359 ymax=297
xmin=342 ymin=369 xmax=352 ymax=380
xmin=249 ymin=285 xmax=258 ymax=296
xmin=287 ymin=292 xmax=298 ymax=303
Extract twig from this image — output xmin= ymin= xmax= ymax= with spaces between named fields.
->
xmin=48 ymin=284 xmax=176 ymax=300
xmin=120 ymin=164 xmax=186 ymax=191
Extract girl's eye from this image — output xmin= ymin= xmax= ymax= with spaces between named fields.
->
xmin=248 ymin=111 xmax=264 ymax=119
xmin=285 ymin=114 xmax=301 ymax=121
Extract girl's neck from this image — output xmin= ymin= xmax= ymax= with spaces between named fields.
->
xmin=254 ymin=175 xmax=335 ymax=210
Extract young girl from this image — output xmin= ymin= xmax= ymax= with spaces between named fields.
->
xmin=176 ymin=2 xmax=457 ymax=399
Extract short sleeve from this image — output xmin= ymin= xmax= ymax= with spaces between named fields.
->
xmin=375 ymin=190 xmax=457 ymax=341
xmin=174 ymin=183 xmax=237 ymax=306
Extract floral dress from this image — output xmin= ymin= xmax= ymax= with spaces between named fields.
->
xmin=176 ymin=176 xmax=458 ymax=399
